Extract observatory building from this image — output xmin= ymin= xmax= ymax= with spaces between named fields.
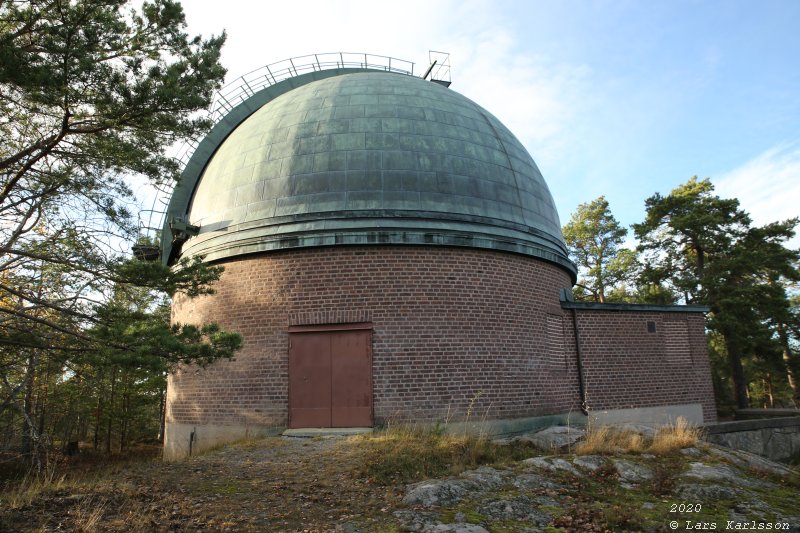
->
xmin=161 ymin=54 xmax=716 ymax=459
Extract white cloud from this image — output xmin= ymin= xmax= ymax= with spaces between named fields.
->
xmin=441 ymin=27 xmax=593 ymax=172
xmin=715 ymin=142 xmax=800 ymax=248
xmin=178 ymin=0 xmax=590 ymax=173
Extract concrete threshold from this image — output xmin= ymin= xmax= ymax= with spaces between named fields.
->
xmin=282 ymin=427 xmax=373 ymax=438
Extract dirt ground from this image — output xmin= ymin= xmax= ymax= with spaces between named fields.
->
xmin=1 ymin=437 xmax=405 ymax=532
xmin=3 ymin=434 xmax=798 ymax=532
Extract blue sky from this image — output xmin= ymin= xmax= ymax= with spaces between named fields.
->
xmin=173 ymin=0 xmax=799 ymax=244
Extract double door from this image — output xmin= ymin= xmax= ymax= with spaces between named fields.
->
xmin=288 ymin=326 xmax=372 ymax=428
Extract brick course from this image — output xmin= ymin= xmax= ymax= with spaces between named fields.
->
xmin=167 ymin=245 xmax=717 ymax=432
xmin=169 ymin=246 xmax=581 ymax=428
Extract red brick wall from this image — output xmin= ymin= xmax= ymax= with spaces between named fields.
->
xmin=563 ymin=309 xmax=717 ymax=423
xmin=167 ymin=245 xmax=717 ymax=429
xmin=168 ymin=246 xmax=581 ymax=428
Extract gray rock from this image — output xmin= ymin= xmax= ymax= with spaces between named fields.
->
xmin=511 ymin=472 xmax=563 ymax=490
xmin=403 ymin=479 xmax=476 ymax=507
xmin=676 ymin=482 xmax=739 ymax=500
xmin=478 ymin=495 xmax=531 ymax=520
xmin=523 ymin=456 xmax=581 ymax=476
xmin=681 ymin=461 xmax=770 ymax=488
xmin=459 ymin=466 xmax=510 ymax=488
xmin=706 ymin=446 xmax=749 ymax=467
xmin=573 ymin=455 xmax=606 ymax=472
xmin=533 ymin=495 xmax=561 ymax=507
xmin=478 ymin=496 xmax=551 ymax=525
xmin=683 ymin=461 xmax=740 ymax=483
xmin=679 ymin=447 xmax=703 ymax=457
xmin=393 ymin=510 xmax=441 ymax=532
xmin=734 ymin=499 xmax=771 ymax=521
xmin=525 ymin=426 xmax=585 ymax=450
xmin=612 ymin=459 xmax=653 ymax=483
xmin=423 ymin=524 xmax=490 ymax=533
xmin=710 ymin=446 xmax=795 ymax=476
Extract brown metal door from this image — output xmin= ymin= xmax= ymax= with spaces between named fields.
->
xmin=288 ymin=326 xmax=372 ymax=428
xmin=331 ymin=330 xmax=372 ymax=427
xmin=288 ymin=332 xmax=332 ymax=427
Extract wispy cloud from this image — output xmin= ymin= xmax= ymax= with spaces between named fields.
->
xmin=715 ymin=142 xmax=800 ymax=247
xmin=447 ymin=27 xmax=593 ymax=172
xmin=179 ymin=0 xmax=593 ymax=195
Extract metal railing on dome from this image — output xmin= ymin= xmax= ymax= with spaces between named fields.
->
xmin=208 ymin=53 xmax=415 ymax=126
xmin=135 ymin=53 xmax=416 ymax=258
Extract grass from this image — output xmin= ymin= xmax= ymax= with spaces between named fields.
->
xmin=2 ymin=422 xmax=795 ymax=532
xmin=348 ymin=425 xmax=539 ymax=484
xmin=2 ymin=467 xmax=66 ymax=510
xmin=649 ymin=417 xmax=703 ymax=454
xmin=576 ymin=417 xmax=702 ymax=455
xmin=0 ymin=444 xmax=160 ymax=512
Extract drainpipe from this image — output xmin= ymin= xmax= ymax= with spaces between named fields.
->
xmin=570 ymin=308 xmax=589 ymax=416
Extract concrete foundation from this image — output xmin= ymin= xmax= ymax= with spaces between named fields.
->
xmin=587 ymin=403 xmax=705 ymax=427
xmin=163 ymin=422 xmax=283 ymax=461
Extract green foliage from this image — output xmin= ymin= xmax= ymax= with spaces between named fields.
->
xmin=562 ymin=196 xmax=636 ymax=302
xmin=633 ymin=177 xmax=800 ymax=409
xmin=563 ymin=177 xmax=800 ymax=411
xmin=0 ymin=0 xmax=238 ymax=461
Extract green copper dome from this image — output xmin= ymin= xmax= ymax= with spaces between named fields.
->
xmin=165 ymin=69 xmax=576 ymax=279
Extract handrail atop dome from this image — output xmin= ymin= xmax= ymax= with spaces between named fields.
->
xmin=209 ymin=53 xmax=415 ymax=129
xmin=175 ymin=53 xmax=415 ymax=169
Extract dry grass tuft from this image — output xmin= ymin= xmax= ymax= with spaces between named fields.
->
xmin=649 ymin=417 xmax=702 ymax=454
xmin=2 ymin=464 xmax=66 ymax=510
xmin=575 ymin=426 xmax=645 ymax=455
xmin=72 ymin=496 xmax=108 ymax=533
xmin=576 ymin=417 xmax=701 ymax=456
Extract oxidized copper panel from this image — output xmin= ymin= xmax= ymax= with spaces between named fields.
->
xmin=330 ymin=330 xmax=373 ymax=427
xmin=288 ymin=332 xmax=332 ymax=428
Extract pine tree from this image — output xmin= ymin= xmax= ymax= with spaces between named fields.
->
xmin=562 ymin=196 xmax=636 ymax=303
xmin=0 ymin=0 xmax=240 ymax=462
xmin=634 ymin=177 xmax=799 ymax=409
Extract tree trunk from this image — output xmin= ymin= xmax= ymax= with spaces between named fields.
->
xmin=119 ymin=373 xmax=129 ymax=453
xmin=777 ymin=322 xmax=798 ymax=404
xmin=158 ymin=383 xmax=166 ymax=443
xmin=21 ymin=350 xmax=37 ymax=460
xmin=93 ymin=387 xmax=102 ymax=451
xmin=724 ymin=334 xmax=750 ymax=409
xmin=105 ymin=368 xmax=117 ymax=455
xmin=36 ymin=360 xmax=50 ymax=443
xmin=765 ymin=374 xmax=774 ymax=408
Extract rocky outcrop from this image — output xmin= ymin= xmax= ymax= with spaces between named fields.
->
xmin=396 ymin=430 xmax=799 ymax=533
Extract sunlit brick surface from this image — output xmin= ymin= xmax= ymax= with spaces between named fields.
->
xmin=167 ymin=246 xmax=716 ymax=431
